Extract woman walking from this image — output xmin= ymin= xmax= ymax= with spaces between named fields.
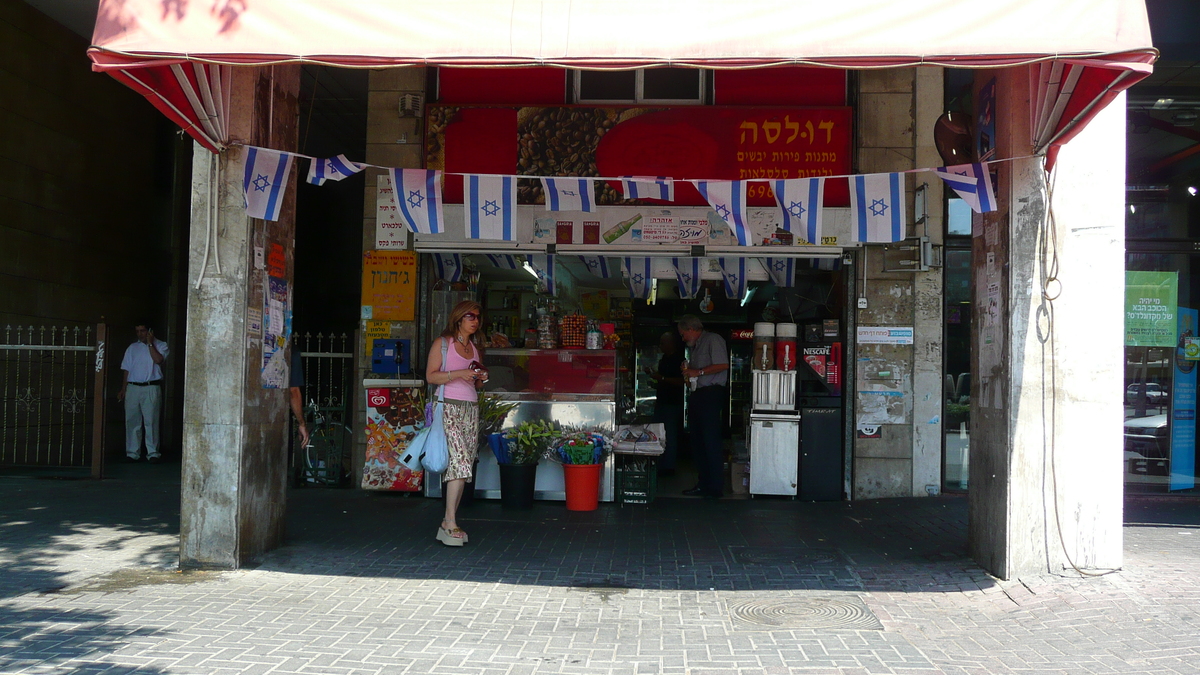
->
xmin=425 ymin=300 xmax=487 ymax=546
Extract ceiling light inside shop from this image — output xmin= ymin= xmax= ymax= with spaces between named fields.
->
xmin=1153 ymin=98 xmax=1174 ymax=109
xmin=1189 ymin=187 xmax=1198 ymax=197
xmin=648 ymin=279 xmax=658 ymax=305
xmin=522 ymin=261 xmax=540 ymax=279
xmin=1129 ymin=204 xmax=1136 ymax=214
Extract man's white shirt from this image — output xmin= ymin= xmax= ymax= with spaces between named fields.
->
xmin=121 ymin=340 xmax=168 ymax=382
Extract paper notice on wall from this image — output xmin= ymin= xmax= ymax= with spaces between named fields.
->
xmin=376 ymin=174 xmax=409 ymax=250
xmin=261 ymin=276 xmax=290 ymax=389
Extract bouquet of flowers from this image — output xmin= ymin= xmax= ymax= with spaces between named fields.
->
xmin=549 ymin=427 xmax=612 ymax=465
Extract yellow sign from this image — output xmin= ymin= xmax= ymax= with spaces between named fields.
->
xmin=362 ymin=251 xmax=417 ymax=321
xmin=364 ymin=320 xmax=392 ymax=340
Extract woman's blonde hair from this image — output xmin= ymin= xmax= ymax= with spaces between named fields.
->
xmin=440 ymin=300 xmax=484 ymax=343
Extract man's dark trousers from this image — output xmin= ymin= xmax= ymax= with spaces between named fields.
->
xmin=687 ymin=385 xmax=726 ymax=496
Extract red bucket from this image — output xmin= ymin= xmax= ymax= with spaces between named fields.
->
xmin=562 ymin=463 xmax=602 ymax=511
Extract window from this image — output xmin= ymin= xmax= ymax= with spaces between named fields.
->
xmin=574 ymin=68 xmax=706 ymax=104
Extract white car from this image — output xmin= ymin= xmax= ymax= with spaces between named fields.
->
xmin=1123 ymin=413 xmax=1169 ymax=475
xmin=1125 ymin=383 xmax=1168 ymax=405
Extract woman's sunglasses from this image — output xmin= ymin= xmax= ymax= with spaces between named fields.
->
xmin=462 ymin=312 xmax=481 ymax=321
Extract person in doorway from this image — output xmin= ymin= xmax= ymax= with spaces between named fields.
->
xmin=425 ymin=300 xmax=487 ymax=547
xmin=289 ymin=346 xmax=310 ymax=448
xmin=646 ymin=331 xmax=685 ymax=474
xmin=118 ymin=324 xmax=168 ymax=463
xmin=678 ymin=315 xmax=729 ymax=498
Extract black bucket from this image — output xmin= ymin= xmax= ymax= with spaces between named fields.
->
xmin=498 ymin=463 xmax=538 ymax=509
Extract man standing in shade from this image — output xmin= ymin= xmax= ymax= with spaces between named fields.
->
xmin=118 ymin=324 xmax=168 ymax=463
xmin=678 ymin=315 xmax=729 ymax=498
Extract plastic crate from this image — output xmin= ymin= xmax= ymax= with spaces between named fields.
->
xmin=617 ymin=456 xmax=657 ymax=505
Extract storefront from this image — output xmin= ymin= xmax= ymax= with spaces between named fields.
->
xmin=86 ymin=0 xmax=1160 ymax=576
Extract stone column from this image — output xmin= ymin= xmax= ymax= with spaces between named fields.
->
xmin=180 ymin=65 xmax=301 ymax=568
xmin=968 ymin=68 xmax=1124 ymax=578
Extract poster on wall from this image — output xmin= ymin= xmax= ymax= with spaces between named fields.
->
xmin=261 ymin=275 xmax=291 ymax=388
xmin=1125 ymin=271 xmax=1179 ymax=347
xmin=1171 ymin=307 xmax=1197 ymax=491
xmin=362 ymin=250 xmax=417 ymax=321
xmin=363 ymin=386 xmax=426 ymax=492
xmin=856 ymin=327 xmax=914 ymax=345
xmin=375 ymin=174 xmax=409 ymax=250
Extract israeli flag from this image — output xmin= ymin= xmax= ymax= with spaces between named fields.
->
xmin=432 ymin=254 xmax=463 ymax=282
xmin=541 ymin=177 xmax=596 ymax=212
xmin=579 ymin=256 xmax=615 ymax=279
xmin=306 ymin=154 xmax=363 ymax=186
xmin=464 ymin=175 xmax=517 ymax=240
xmin=692 ymin=180 xmax=751 ymax=246
xmin=390 ymin=168 xmax=445 ymax=234
xmin=772 ymin=178 xmax=825 ymax=244
xmin=620 ymin=176 xmax=674 ymax=201
xmin=623 ymin=257 xmax=654 ymax=299
xmin=485 ymin=254 xmax=520 ymax=270
xmin=672 ymin=258 xmax=704 ymax=299
xmin=527 ymin=254 xmax=556 ymax=295
xmin=934 ymin=163 xmax=997 ymax=213
xmin=850 ymin=173 xmax=904 ymax=243
xmin=242 ymin=146 xmax=296 ymax=221
xmin=764 ymin=257 xmax=797 ymax=288
xmin=810 ymin=257 xmax=842 ymax=271
xmin=718 ymin=257 xmax=748 ymax=299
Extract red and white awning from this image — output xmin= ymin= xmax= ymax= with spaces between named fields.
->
xmin=88 ymin=0 xmax=1156 ymax=156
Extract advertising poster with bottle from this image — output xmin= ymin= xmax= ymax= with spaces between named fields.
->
xmin=1171 ymin=307 xmax=1197 ymax=491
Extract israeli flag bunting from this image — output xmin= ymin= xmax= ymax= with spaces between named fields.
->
xmin=527 ymin=255 xmax=556 ymax=295
xmin=578 ymin=256 xmax=615 ymax=279
xmin=772 ymin=178 xmax=825 ymax=244
xmin=672 ymin=258 xmax=704 ymax=299
xmin=810 ymin=257 xmax=842 ymax=271
xmin=390 ymin=168 xmax=444 ymax=234
xmin=432 ymin=254 xmax=463 ymax=282
xmin=934 ymin=163 xmax=997 ymax=213
xmin=485 ymin=254 xmax=521 ymax=270
xmin=623 ymin=257 xmax=655 ymax=300
xmin=850 ymin=173 xmax=904 ymax=243
xmin=692 ymin=180 xmax=751 ymax=246
xmin=541 ymin=177 xmax=596 ymax=212
xmin=464 ymin=175 xmax=518 ymax=240
xmin=764 ymin=257 xmax=797 ymax=288
xmin=620 ymin=176 xmax=674 ymax=201
xmin=306 ymin=154 xmax=363 ymax=186
xmin=242 ymin=146 xmax=296 ymax=221
xmin=718 ymin=257 xmax=749 ymax=299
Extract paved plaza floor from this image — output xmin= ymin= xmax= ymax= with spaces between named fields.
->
xmin=2 ymin=463 xmax=1199 ymax=674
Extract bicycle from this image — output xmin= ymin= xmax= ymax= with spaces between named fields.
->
xmin=295 ymin=398 xmax=353 ymax=487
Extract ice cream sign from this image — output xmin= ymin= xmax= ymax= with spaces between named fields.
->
xmin=856 ymin=327 xmax=914 ymax=345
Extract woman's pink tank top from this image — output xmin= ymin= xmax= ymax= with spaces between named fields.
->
xmin=441 ymin=337 xmax=479 ymax=402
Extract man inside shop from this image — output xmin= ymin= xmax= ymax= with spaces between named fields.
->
xmin=678 ymin=315 xmax=729 ymax=498
xmin=118 ymin=323 xmax=168 ymax=463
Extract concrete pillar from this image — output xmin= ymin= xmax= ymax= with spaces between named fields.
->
xmin=968 ymin=68 xmax=1124 ymax=579
xmin=180 ymin=66 xmax=301 ymax=568
xmin=852 ymin=67 xmax=944 ymax=499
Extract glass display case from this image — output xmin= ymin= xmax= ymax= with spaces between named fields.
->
xmin=426 ymin=348 xmax=620 ymax=502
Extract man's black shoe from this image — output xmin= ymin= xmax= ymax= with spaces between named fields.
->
xmin=147 ymin=456 xmax=162 ymax=464
xmin=682 ymin=486 xmax=704 ymax=496
xmin=124 ymin=455 xmax=140 ymax=463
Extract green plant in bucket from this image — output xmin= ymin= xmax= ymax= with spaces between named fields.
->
xmin=507 ymin=419 xmax=559 ymax=465
xmin=477 ymin=395 xmax=518 ymax=440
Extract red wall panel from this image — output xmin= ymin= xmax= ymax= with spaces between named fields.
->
xmin=714 ymin=68 xmax=846 ymax=106
xmin=438 ymin=67 xmax=566 ymax=105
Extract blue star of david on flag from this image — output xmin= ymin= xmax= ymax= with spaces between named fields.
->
xmin=307 ymin=154 xmax=363 ymax=186
xmin=623 ymin=257 xmax=654 ymax=299
xmin=432 ymin=253 xmax=463 ymax=283
xmin=464 ymin=175 xmax=516 ymax=240
xmin=850 ymin=173 xmax=903 ymax=243
xmin=541 ymin=178 xmax=596 ymax=212
xmin=242 ymin=146 xmax=296 ymax=222
xmin=718 ymin=257 xmax=749 ymax=299
xmin=692 ymin=181 xmax=750 ymax=246
xmin=578 ymin=256 xmax=614 ymax=279
xmin=390 ymin=168 xmax=444 ymax=235
xmin=527 ymin=254 xmax=556 ymax=295
xmin=933 ymin=163 xmax=998 ymax=213
xmin=764 ymin=257 xmax=797 ymax=288
xmin=772 ymin=178 xmax=826 ymax=244
xmin=672 ymin=257 xmax=704 ymax=299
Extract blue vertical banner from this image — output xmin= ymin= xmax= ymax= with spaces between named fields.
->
xmin=1171 ymin=307 xmax=1197 ymax=491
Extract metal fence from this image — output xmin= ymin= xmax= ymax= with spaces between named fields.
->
xmin=1 ymin=324 xmax=107 ymax=475
xmin=292 ymin=331 xmax=354 ymax=486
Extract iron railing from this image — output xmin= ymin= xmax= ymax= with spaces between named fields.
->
xmin=292 ymin=332 xmax=353 ymax=486
xmin=1 ymin=324 xmax=107 ymax=475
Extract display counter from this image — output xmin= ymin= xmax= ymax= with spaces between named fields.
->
xmin=425 ymin=348 xmax=620 ymax=502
